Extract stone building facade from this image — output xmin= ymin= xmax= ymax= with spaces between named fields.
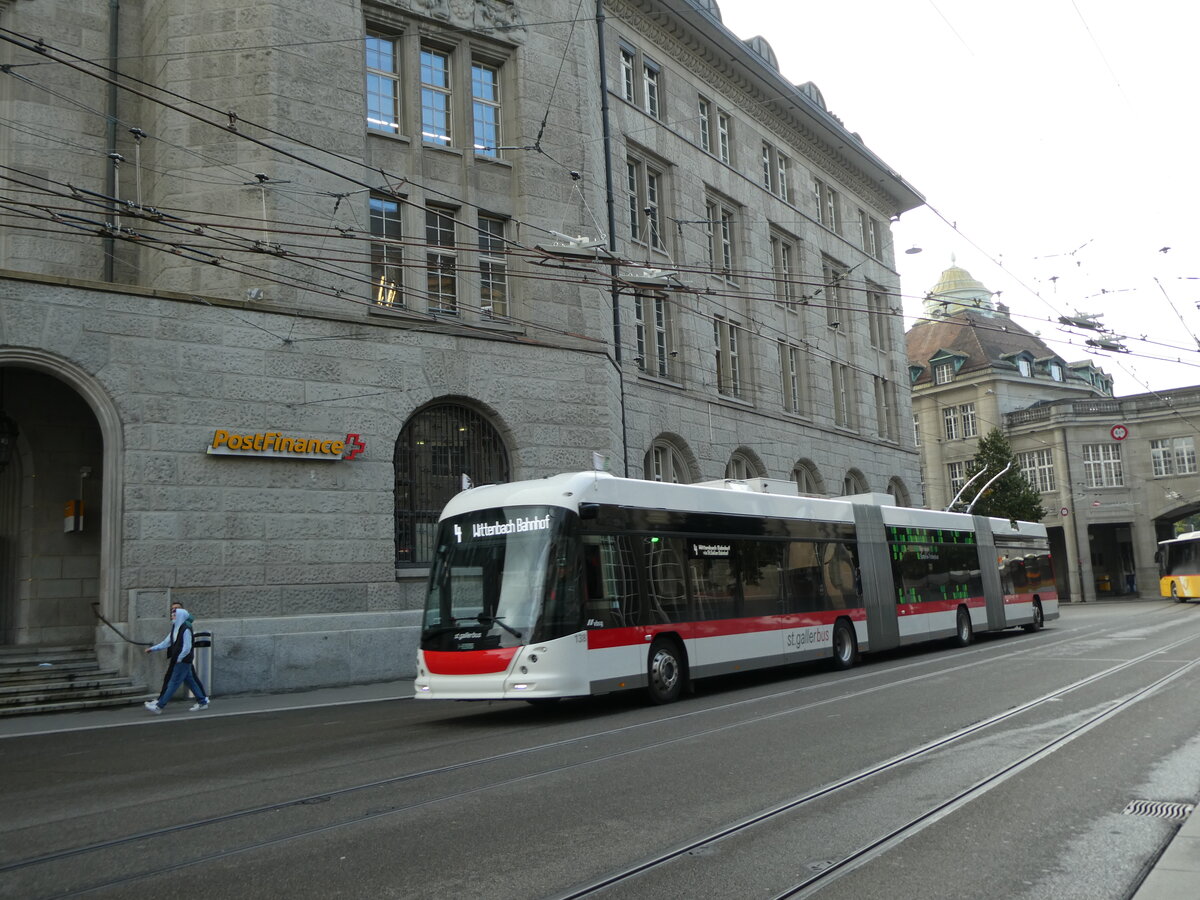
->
xmin=907 ymin=263 xmax=1200 ymax=603
xmin=0 ymin=0 xmax=923 ymax=692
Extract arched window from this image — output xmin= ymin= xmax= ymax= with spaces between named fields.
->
xmin=395 ymin=403 xmax=509 ymax=565
xmin=887 ymin=477 xmax=911 ymax=507
xmin=645 ymin=436 xmax=694 ymax=483
xmin=792 ymin=460 xmax=824 ymax=496
xmin=842 ymin=469 xmax=869 ymax=496
xmin=725 ymin=449 xmax=764 ymax=480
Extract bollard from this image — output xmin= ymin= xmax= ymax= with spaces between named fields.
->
xmin=192 ymin=631 xmax=213 ymax=699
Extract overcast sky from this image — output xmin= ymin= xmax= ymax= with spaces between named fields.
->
xmin=715 ymin=0 xmax=1200 ymax=395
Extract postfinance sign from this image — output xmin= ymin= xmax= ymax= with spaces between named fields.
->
xmin=207 ymin=430 xmax=366 ymax=461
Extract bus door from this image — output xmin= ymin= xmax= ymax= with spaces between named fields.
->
xmin=973 ymin=518 xmax=1007 ymax=630
xmin=580 ymin=534 xmax=646 ymax=692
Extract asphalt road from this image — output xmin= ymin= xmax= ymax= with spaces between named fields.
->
xmin=2 ymin=601 xmax=1199 ymax=900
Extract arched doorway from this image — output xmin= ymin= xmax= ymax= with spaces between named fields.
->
xmin=394 ymin=400 xmax=510 ymax=566
xmin=0 ymin=361 xmax=115 ymax=647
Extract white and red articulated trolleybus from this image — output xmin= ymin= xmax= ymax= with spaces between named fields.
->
xmin=414 ymin=472 xmax=1058 ymax=704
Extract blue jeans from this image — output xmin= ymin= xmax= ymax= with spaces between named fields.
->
xmin=156 ymin=661 xmax=208 ymax=708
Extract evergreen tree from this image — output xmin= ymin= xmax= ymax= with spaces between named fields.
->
xmin=959 ymin=428 xmax=1046 ymax=521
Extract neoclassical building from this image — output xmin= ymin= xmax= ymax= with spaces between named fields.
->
xmin=908 ymin=262 xmax=1200 ymax=603
xmin=0 ymin=0 xmax=924 ymax=694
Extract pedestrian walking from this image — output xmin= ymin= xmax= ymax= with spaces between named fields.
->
xmin=144 ymin=603 xmax=210 ymax=714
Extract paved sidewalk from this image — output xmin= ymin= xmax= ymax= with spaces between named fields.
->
xmin=1133 ymin=807 xmax=1200 ymax=900
xmin=1 ymin=678 xmax=1196 ymax=899
xmin=0 ymin=679 xmax=414 ymax=739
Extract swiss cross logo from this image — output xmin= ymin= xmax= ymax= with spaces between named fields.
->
xmin=344 ymin=433 xmax=366 ymax=460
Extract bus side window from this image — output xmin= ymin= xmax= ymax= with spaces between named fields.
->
xmin=582 ymin=535 xmax=640 ymax=628
xmin=645 ymin=537 xmax=688 ymax=623
xmin=783 ymin=541 xmax=824 ymax=613
xmin=821 ymin=542 xmax=857 ymax=610
xmin=738 ymin=540 xmax=784 ymax=617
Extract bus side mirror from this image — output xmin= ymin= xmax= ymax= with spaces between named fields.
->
xmin=578 ymin=503 xmax=599 ymax=520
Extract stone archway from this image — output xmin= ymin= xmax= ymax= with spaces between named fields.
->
xmin=0 ymin=352 xmax=123 ymax=648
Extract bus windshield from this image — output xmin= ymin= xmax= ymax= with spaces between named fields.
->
xmin=422 ymin=506 xmax=577 ymax=651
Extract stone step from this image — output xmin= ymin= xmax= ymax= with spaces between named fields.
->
xmin=0 ymin=693 xmax=152 ymax=718
xmin=0 ymin=661 xmax=104 ymax=682
xmin=0 ymin=645 xmax=147 ymax=716
xmin=0 ymin=674 xmax=134 ymax=697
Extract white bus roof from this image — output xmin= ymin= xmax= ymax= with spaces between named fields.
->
xmin=438 ymin=472 xmax=1047 ymax=538
xmin=1159 ymin=531 xmax=1200 ymax=545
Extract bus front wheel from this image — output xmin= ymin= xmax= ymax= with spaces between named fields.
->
xmin=1022 ymin=602 xmax=1044 ymax=632
xmin=1172 ymin=583 xmax=1183 ymax=603
xmin=646 ymin=638 xmax=686 ymax=704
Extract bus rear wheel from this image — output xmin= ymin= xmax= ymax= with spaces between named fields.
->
xmin=1022 ymin=602 xmax=1044 ymax=632
xmin=831 ymin=619 xmax=857 ymax=670
xmin=646 ymin=637 xmax=686 ymax=704
xmin=953 ymin=607 xmax=974 ymax=647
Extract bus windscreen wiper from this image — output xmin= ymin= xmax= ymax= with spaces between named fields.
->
xmin=476 ymin=614 xmax=523 ymax=640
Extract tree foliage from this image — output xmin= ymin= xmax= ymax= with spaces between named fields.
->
xmin=959 ymin=428 xmax=1046 ymax=522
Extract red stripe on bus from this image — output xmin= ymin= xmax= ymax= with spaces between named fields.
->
xmin=586 ymin=609 xmax=866 ymax=650
xmin=1004 ymin=592 xmax=1058 ymax=604
xmin=424 ymin=648 xmax=518 ymax=675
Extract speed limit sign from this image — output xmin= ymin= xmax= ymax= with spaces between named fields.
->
xmin=1110 ymin=424 xmax=1128 ymax=441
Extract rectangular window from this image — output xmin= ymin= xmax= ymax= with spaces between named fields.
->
xmin=643 ymin=60 xmax=660 ymax=118
xmin=717 ymin=112 xmax=731 ymax=164
xmin=634 ymin=292 xmax=673 ymax=378
xmin=778 ymin=341 xmax=805 ymax=414
xmin=1151 ymin=437 xmax=1197 ymax=476
xmin=960 ymin=402 xmax=978 ymax=438
xmin=370 ymin=194 xmax=403 ymax=307
xmin=425 ymin=205 xmax=457 ymax=313
xmin=760 ymin=143 xmax=790 ymax=200
xmin=943 ymin=406 xmax=959 ymax=441
xmin=620 ymin=46 xmax=635 ymax=101
xmin=1018 ymin=449 xmax=1056 ymax=493
xmin=866 ymin=288 xmax=890 ymax=350
xmin=831 ymin=363 xmax=854 ymax=428
xmin=471 ymin=62 xmax=501 ymax=155
xmin=933 ymin=362 xmax=954 ymax=384
xmin=777 ymin=153 xmax=790 ymax=203
xmin=698 ymin=96 xmax=712 ymax=153
xmin=420 ymin=47 xmax=452 ymax=145
xmin=714 ymin=317 xmax=742 ymax=398
xmin=858 ymin=209 xmax=882 ymax=257
xmin=948 ymin=461 xmax=967 ymax=497
xmin=814 ymin=178 xmax=840 ymax=232
xmin=821 ymin=257 xmax=846 ymax=327
xmin=874 ymin=376 xmax=894 ymax=439
xmin=1083 ymin=442 xmax=1124 ymax=488
xmin=626 ymin=157 xmax=664 ymax=250
xmin=707 ymin=200 xmax=736 ymax=276
xmin=366 ymin=34 xmax=401 ymax=134
xmin=478 ymin=214 xmax=508 ymax=318
xmin=771 ymin=235 xmax=796 ymax=305
xmin=913 ymin=412 xmax=921 ymax=447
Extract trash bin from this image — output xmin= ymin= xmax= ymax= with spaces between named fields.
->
xmin=192 ymin=631 xmax=213 ymax=699
xmin=1095 ymin=575 xmax=1112 ymax=593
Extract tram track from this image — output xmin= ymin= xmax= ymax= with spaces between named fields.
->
xmin=547 ymin=630 xmax=1200 ymax=898
xmin=4 ymin=616 xmax=1195 ymax=897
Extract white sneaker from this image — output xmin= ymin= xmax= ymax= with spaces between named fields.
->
xmin=144 ymin=701 xmax=162 ymax=715
xmin=189 ymin=701 xmax=209 ymax=712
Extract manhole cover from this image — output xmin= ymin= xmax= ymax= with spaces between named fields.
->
xmin=1122 ymin=800 xmax=1195 ymax=820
